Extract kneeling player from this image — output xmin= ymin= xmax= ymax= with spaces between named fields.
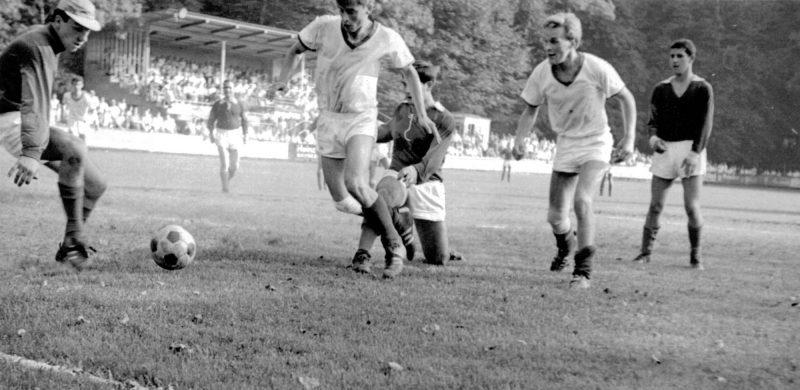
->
xmin=1 ymin=0 xmax=106 ymax=270
xmin=352 ymin=61 xmax=462 ymax=272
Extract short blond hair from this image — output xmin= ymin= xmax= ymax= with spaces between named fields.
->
xmin=336 ymin=0 xmax=374 ymax=8
xmin=543 ymin=12 xmax=582 ymax=47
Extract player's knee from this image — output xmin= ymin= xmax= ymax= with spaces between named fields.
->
xmin=573 ymin=194 xmax=593 ymax=216
xmin=62 ymin=137 xmax=88 ymax=167
xmin=685 ymin=204 xmax=702 ymax=222
xmin=649 ymin=202 xmax=665 ymax=215
xmin=547 ymin=209 xmax=569 ymax=229
xmin=344 ymin=177 xmax=370 ymax=202
xmin=87 ymin=177 xmax=108 ymax=200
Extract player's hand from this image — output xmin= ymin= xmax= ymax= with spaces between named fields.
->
xmin=681 ymin=152 xmax=700 ymax=177
xmin=8 ymin=156 xmax=40 ymax=187
xmin=267 ymin=82 xmax=288 ymax=100
xmin=612 ymin=144 xmax=634 ymax=164
xmin=649 ymin=135 xmax=667 ymax=154
xmin=417 ymin=115 xmax=441 ymax=143
xmin=397 ymin=166 xmax=418 ymax=188
xmin=512 ymin=139 xmax=526 ymax=160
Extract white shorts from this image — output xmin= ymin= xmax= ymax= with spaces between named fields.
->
xmin=650 ymin=140 xmax=707 ymax=179
xmin=316 ymin=109 xmax=377 ymax=159
xmin=381 ymin=170 xmax=447 ymax=222
xmin=67 ymin=120 xmax=91 ymax=136
xmin=215 ymin=127 xmax=243 ymax=150
xmin=553 ymin=132 xmax=613 ymax=173
xmin=0 ymin=112 xmax=23 ymax=157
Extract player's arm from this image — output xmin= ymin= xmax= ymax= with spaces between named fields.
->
xmin=8 ymin=46 xmax=48 ymax=186
xmin=239 ymin=102 xmax=249 ymax=142
xmin=610 ymin=86 xmax=637 ymax=162
xmin=692 ymin=83 xmax=714 ymax=154
xmin=400 ymin=65 xmax=440 ymax=142
xmin=647 ymin=88 xmax=667 ymax=153
xmin=402 ymin=114 xmax=455 ymax=186
xmin=513 ymin=103 xmax=541 ymax=159
xmin=272 ymin=41 xmax=308 ymax=96
xmin=206 ymin=103 xmax=217 ymax=142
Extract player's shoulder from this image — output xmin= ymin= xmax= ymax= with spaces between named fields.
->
xmin=530 ymin=59 xmax=550 ymax=77
xmin=582 ymin=52 xmax=618 ymax=74
xmin=690 ymin=75 xmax=713 ymax=91
xmin=311 ymin=14 xmax=341 ymax=27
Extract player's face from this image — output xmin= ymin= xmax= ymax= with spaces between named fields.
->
xmin=670 ymin=48 xmax=693 ymax=76
xmin=56 ymin=17 xmax=91 ymax=53
xmin=72 ymin=80 xmax=84 ymax=92
xmin=338 ymin=2 xmax=372 ymax=33
xmin=223 ymin=83 xmax=233 ymax=98
xmin=401 ymin=79 xmax=431 ymax=101
xmin=542 ymin=27 xmax=574 ymax=65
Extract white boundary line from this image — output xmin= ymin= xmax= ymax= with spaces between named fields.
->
xmin=0 ymin=350 xmax=148 ymax=389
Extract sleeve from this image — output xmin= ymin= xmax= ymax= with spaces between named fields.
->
xmin=412 ymin=111 xmax=455 ymax=183
xmin=298 ymin=16 xmax=327 ymax=52
xmin=520 ymin=63 xmax=545 ymax=107
xmin=646 ymin=87 xmax=659 ymax=138
xmin=18 ymin=45 xmax=49 ymax=161
xmin=598 ymin=57 xmax=625 ymax=97
xmin=693 ymin=82 xmax=714 ymax=153
xmin=239 ymin=102 xmax=249 ymax=135
xmin=207 ymin=102 xmax=218 ymax=130
xmin=386 ymin=29 xmax=415 ymax=70
xmin=377 ymin=104 xmax=403 ymax=143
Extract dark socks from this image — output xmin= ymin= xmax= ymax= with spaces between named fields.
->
xmin=58 ymin=183 xmax=84 ymax=244
xmin=688 ymin=225 xmax=702 ymax=260
xmin=641 ymin=226 xmax=660 ymax=255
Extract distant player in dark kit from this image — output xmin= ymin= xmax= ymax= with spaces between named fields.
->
xmin=599 ymin=167 xmax=613 ymax=196
xmin=500 ymin=142 xmax=513 ymax=182
xmin=632 ymin=39 xmax=714 ymax=270
xmin=514 ymin=13 xmax=637 ymax=288
xmin=271 ymin=0 xmax=439 ymax=278
xmin=354 ymin=61 xmax=462 ymax=268
xmin=0 ymin=0 xmax=106 ymax=270
xmin=208 ymin=79 xmax=249 ymax=193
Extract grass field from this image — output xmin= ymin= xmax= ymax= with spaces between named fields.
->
xmin=1 ymin=149 xmax=798 ymax=390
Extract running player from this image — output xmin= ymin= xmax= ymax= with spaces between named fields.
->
xmin=62 ymin=74 xmax=95 ymax=141
xmin=353 ymin=60 xmax=458 ymax=268
xmin=271 ymin=0 xmax=438 ymax=278
xmin=632 ymin=39 xmax=714 ymax=270
xmin=1 ymin=0 xmax=106 ymax=270
xmin=513 ymin=12 xmax=637 ymax=288
xmin=207 ymin=79 xmax=248 ymax=193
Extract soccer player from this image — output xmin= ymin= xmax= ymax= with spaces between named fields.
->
xmin=271 ymin=0 xmax=438 ymax=278
xmin=500 ymin=141 xmax=513 ymax=182
xmin=0 ymin=0 xmax=106 ymax=270
xmin=599 ymin=167 xmax=613 ymax=196
xmin=513 ymin=12 xmax=637 ymax=288
xmin=354 ymin=60 xmax=458 ymax=268
xmin=63 ymin=75 xmax=95 ymax=141
xmin=632 ymin=39 xmax=714 ymax=270
xmin=207 ymin=79 xmax=249 ymax=193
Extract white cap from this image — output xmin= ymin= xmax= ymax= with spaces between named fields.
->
xmin=57 ymin=0 xmax=101 ymax=32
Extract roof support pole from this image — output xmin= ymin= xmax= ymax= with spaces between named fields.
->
xmin=221 ymin=40 xmax=227 ymax=85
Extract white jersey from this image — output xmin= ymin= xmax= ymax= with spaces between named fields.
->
xmin=298 ymin=15 xmax=414 ymax=114
xmin=63 ymin=92 xmax=94 ymax=127
xmin=521 ymin=52 xmax=624 ymax=139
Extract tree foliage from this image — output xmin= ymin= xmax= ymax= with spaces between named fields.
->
xmin=2 ymin=0 xmax=797 ymax=170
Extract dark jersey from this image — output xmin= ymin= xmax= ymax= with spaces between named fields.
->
xmin=208 ymin=98 xmax=249 ymax=134
xmin=647 ymin=76 xmax=714 ymax=153
xmin=0 ymin=25 xmax=65 ymax=160
xmin=377 ymin=101 xmax=455 ymax=184
xmin=501 ymin=147 xmax=513 ymax=161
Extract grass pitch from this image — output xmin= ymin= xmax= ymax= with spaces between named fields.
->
xmin=1 ymin=149 xmax=798 ymax=389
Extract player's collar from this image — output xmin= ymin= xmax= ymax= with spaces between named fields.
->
xmin=404 ymin=100 xmax=446 ymax=112
xmin=661 ymin=74 xmax=704 ymax=84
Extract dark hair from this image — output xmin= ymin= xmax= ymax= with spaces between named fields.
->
xmin=413 ymin=60 xmax=440 ymax=85
xmin=45 ymin=9 xmax=72 ymax=25
xmin=72 ymin=75 xmax=84 ymax=83
xmin=670 ymin=39 xmax=697 ymax=58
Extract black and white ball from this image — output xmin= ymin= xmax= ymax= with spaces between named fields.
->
xmin=150 ymin=225 xmax=196 ymax=270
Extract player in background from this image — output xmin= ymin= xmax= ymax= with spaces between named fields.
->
xmin=354 ymin=60 xmax=460 ymax=268
xmin=599 ymin=167 xmax=613 ymax=196
xmin=632 ymin=39 xmax=714 ymax=270
xmin=271 ymin=0 xmax=438 ymax=278
xmin=1 ymin=0 xmax=106 ymax=270
xmin=514 ymin=12 xmax=637 ymax=288
xmin=500 ymin=140 xmax=513 ymax=182
xmin=63 ymin=74 xmax=95 ymax=141
xmin=207 ymin=79 xmax=248 ymax=193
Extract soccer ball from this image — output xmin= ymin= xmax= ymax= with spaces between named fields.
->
xmin=150 ymin=225 xmax=197 ymax=270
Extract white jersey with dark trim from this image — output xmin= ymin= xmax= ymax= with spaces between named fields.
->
xmin=298 ymin=15 xmax=414 ymax=114
xmin=521 ymin=52 xmax=624 ymax=139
